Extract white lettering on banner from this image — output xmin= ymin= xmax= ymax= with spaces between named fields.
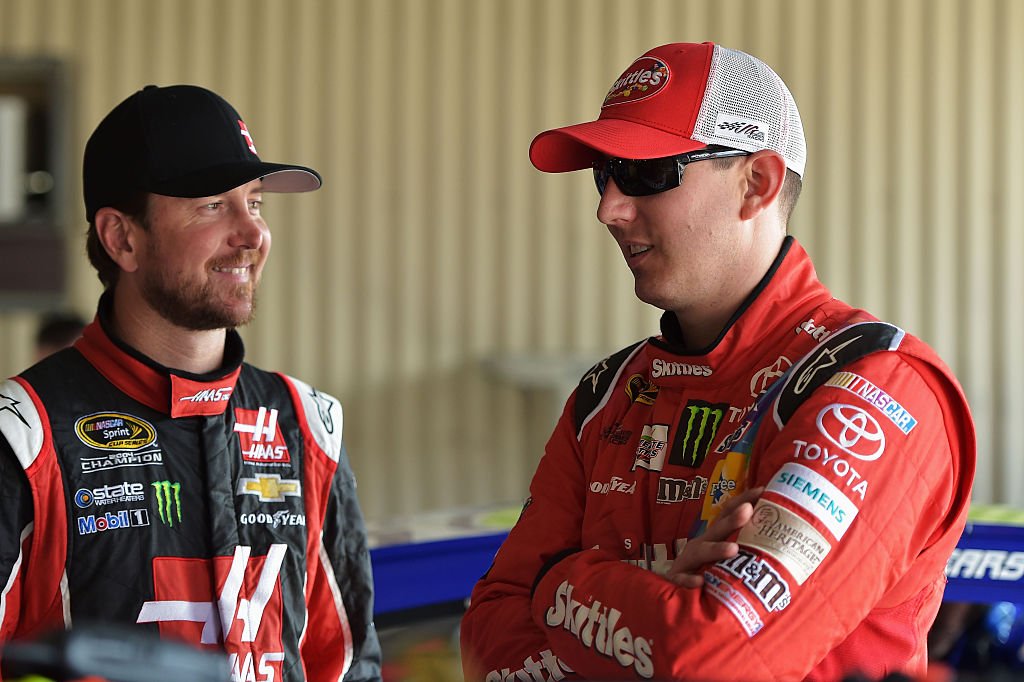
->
xmin=484 ymin=649 xmax=574 ymax=682
xmin=946 ymin=549 xmax=1024 ymax=581
xmin=790 ymin=439 xmax=870 ymax=500
xmin=767 ymin=462 xmax=859 ymax=540
xmin=545 ymin=580 xmax=654 ymax=678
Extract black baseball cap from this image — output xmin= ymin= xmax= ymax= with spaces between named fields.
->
xmin=83 ymin=84 xmax=322 ymax=221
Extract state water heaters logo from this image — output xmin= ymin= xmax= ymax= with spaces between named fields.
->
xmin=603 ymin=56 xmax=670 ymax=108
xmin=234 ymin=406 xmax=291 ymax=465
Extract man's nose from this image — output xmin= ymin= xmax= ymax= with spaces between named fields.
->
xmin=597 ymin=179 xmax=637 ymax=226
xmin=228 ymin=210 xmax=266 ymax=250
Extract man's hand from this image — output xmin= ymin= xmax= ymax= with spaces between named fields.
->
xmin=665 ymin=487 xmax=763 ymax=588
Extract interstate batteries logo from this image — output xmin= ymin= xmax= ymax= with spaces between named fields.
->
xmin=75 ymin=412 xmax=156 ymax=450
xmin=604 ymin=56 xmax=670 ymax=108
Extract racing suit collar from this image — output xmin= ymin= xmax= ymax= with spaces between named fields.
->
xmin=74 ymin=291 xmax=243 ymax=417
xmin=648 ymin=236 xmax=832 ymax=386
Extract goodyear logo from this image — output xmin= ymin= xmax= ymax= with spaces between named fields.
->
xmin=152 ymin=480 xmax=183 ymax=527
xmin=75 ymin=412 xmax=156 ymax=451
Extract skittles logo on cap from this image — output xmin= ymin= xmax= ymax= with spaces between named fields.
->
xmin=603 ymin=57 xmax=670 ymax=108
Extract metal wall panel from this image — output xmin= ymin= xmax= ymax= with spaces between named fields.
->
xmin=0 ymin=0 xmax=1019 ymax=520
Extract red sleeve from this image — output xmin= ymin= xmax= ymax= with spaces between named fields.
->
xmin=0 ymin=378 xmax=68 ymax=650
xmin=516 ymin=352 xmax=971 ymax=681
xmin=460 ymin=396 xmax=586 ymax=682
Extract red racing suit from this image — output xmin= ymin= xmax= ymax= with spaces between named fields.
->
xmin=461 ymin=238 xmax=975 ymax=681
xmin=0 ymin=295 xmax=381 ymax=682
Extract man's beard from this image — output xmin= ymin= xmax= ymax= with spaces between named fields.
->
xmin=140 ymin=266 xmax=258 ymax=331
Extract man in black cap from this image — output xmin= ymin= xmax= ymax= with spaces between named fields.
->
xmin=0 ymin=85 xmax=381 ymax=681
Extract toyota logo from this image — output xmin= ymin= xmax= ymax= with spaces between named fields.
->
xmin=816 ymin=404 xmax=885 ymax=461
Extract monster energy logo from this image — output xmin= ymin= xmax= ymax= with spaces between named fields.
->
xmin=152 ymin=480 xmax=182 ymax=527
xmin=669 ymin=401 xmax=727 ymax=468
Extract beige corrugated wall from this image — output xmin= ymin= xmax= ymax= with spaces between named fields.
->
xmin=0 ymin=0 xmax=1021 ymax=521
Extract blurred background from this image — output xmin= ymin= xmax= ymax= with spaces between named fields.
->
xmin=0 ymin=0 xmax=1021 ymax=529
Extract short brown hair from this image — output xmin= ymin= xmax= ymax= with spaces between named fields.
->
xmin=85 ymin=192 xmax=150 ymax=289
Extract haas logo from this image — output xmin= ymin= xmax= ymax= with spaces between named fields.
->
xmin=235 ymin=407 xmax=291 ymax=465
xmin=137 ymin=545 xmax=286 ymax=681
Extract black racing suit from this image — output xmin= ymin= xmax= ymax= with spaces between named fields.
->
xmin=0 ymin=295 xmax=381 ymax=681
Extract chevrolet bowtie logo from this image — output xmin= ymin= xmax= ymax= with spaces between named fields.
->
xmin=236 ymin=474 xmax=301 ymax=502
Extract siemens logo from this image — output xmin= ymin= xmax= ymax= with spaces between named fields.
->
xmin=767 ymin=462 xmax=859 ymax=541
xmin=545 ymin=580 xmax=654 ymax=679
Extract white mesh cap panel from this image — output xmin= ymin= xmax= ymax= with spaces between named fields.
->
xmin=692 ymin=45 xmax=806 ymax=176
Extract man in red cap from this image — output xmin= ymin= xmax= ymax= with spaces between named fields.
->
xmin=461 ymin=42 xmax=975 ymax=681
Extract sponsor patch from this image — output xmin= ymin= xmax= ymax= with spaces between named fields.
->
xmin=714 ymin=113 xmax=769 ymax=145
xmin=544 ymin=580 xmax=654 ymax=678
xmin=669 ymin=400 xmax=727 ymax=468
xmin=715 ymin=549 xmax=791 ymax=613
xmin=825 ymin=372 xmax=917 ymax=434
xmin=603 ymin=56 xmax=670 ymax=108
xmin=795 ymin=317 xmax=832 ymax=342
xmin=657 ymin=475 xmax=708 ymax=504
xmin=600 ymin=422 xmax=632 ymax=445
xmin=816 ymin=403 xmax=885 ymax=461
xmin=77 ymin=508 xmax=150 ymax=535
xmin=235 ymin=406 xmax=292 ymax=465
xmin=739 ymin=500 xmax=831 ymax=584
xmin=75 ymin=412 xmax=157 ymax=451
xmin=767 ymin=462 xmax=859 ymax=540
xmin=151 ymin=480 xmax=183 ymax=527
xmin=625 ymin=374 xmax=659 ymax=406
xmin=74 ymin=481 xmax=146 ymax=508
xmin=632 ymin=424 xmax=669 ymax=471
xmin=750 ymin=356 xmax=791 ymax=398
xmin=704 ymin=571 xmax=764 ymax=637
xmin=236 ymin=474 xmax=302 ymax=502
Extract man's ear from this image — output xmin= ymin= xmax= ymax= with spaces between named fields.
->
xmin=94 ymin=207 xmax=142 ymax=274
xmin=739 ymin=150 xmax=787 ymax=221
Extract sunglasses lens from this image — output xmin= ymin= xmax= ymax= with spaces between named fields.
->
xmin=633 ymin=158 xmax=677 ymax=195
xmin=593 ymin=165 xmax=609 ymax=195
xmin=594 ymin=158 xmax=679 ymax=196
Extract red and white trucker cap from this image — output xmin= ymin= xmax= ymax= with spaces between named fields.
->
xmin=529 ymin=42 xmax=806 ymax=177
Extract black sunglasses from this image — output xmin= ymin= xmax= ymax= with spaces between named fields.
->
xmin=592 ymin=146 xmax=751 ymax=197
